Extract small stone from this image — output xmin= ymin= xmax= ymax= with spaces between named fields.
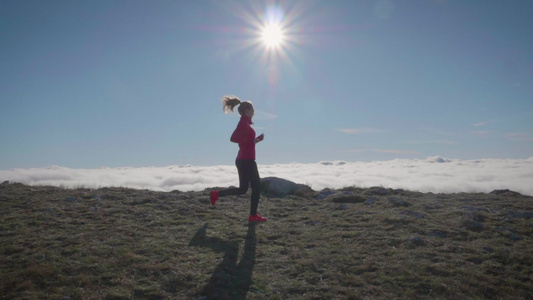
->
xmin=507 ymin=211 xmax=533 ymax=219
xmin=490 ymin=189 xmax=522 ymax=196
xmin=331 ymin=195 xmax=366 ymax=204
xmin=364 ymin=199 xmax=374 ymax=205
xmin=409 ymin=236 xmax=427 ymax=247
xmin=400 ymin=210 xmax=424 ymax=219
xmin=333 ymin=204 xmax=349 ymax=210
xmin=427 ymin=230 xmax=447 ymax=238
xmin=461 ymin=219 xmax=484 ymax=232
xmin=388 ymin=197 xmax=410 ymax=207
xmin=467 ymin=257 xmax=483 ymax=265
xmin=482 ymin=246 xmax=494 ymax=253
xmin=495 ymin=226 xmax=522 ymax=241
xmin=65 ymin=197 xmax=79 ymax=203
xmin=509 ymin=232 xmax=523 ymax=241
xmin=315 ymin=189 xmax=336 ymax=199
xmin=366 ymin=187 xmax=389 ymax=196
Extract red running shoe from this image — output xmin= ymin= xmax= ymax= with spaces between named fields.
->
xmin=210 ymin=190 xmax=218 ymax=206
xmin=248 ymin=214 xmax=267 ymax=222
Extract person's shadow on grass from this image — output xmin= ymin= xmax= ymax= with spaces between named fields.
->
xmin=189 ymin=223 xmax=257 ymax=300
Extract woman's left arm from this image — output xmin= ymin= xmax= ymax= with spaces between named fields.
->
xmin=255 ymin=133 xmax=264 ymax=144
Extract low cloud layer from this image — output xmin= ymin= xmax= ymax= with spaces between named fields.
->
xmin=1 ymin=157 xmax=533 ymax=196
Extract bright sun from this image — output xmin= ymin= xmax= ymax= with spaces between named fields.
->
xmin=261 ymin=22 xmax=284 ymax=48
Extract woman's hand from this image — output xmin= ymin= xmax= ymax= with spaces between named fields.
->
xmin=255 ymin=133 xmax=264 ymax=143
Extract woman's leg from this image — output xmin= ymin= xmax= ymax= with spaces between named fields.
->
xmin=217 ymin=160 xmax=264 ymax=219
xmin=218 ymin=160 xmax=250 ymax=197
xmin=249 ymin=160 xmax=261 ymax=216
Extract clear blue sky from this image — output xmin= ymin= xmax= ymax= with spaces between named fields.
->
xmin=1 ymin=0 xmax=532 ymax=169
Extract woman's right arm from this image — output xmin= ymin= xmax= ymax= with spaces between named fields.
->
xmin=231 ymin=123 xmax=254 ymax=144
xmin=230 ymin=123 xmax=243 ymax=143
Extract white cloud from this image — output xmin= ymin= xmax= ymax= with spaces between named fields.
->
xmin=505 ymin=132 xmax=533 ymax=142
xmin=255 ymin=110 xmax=277 ymax=120
xmin=346 ymin=149 xmax=419 ymax=155
xmin=472 ymin=119 xmax=496 ymax=128
xmin=406 ymin=140 xmax=456 ymax=145
xmin=471 ymin=130 xmax=494 ymax=137
xmin=2 ymin=157 xmax=533 ymax=196
xmin=336 ymin=127 xmax=382 ymax=134
xmin=370 ymin=149 xmax=419 ymax=155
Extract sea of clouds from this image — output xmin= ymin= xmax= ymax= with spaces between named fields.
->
xmin=1 ymin=156 xmax=533 ymax=196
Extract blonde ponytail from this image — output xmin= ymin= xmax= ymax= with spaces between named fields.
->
xmin=221 ymin=95 xmax=241 ymax=113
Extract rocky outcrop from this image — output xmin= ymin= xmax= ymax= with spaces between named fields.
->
xmin=260 ymin=177 xmax=313 ymax=197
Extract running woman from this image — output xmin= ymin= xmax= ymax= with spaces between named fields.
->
xmin=210 ymin=95 xmax=267 ymax=222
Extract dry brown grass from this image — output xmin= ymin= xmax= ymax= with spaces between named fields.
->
xmin=1 ymin=182 xmax=531 ymax=299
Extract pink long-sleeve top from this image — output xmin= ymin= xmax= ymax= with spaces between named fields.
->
xmin=230 ymin=116 xmax=256 ymax=160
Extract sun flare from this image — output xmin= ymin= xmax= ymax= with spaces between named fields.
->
xmin=261 ymin=22 xmax=285 ymax=48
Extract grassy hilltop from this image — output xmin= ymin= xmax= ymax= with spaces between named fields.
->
xmin=1 ymin=182 xmax=532 ymax=299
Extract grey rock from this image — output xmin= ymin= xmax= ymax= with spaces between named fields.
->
xmin=314 ymin=189 xmax=336 ymax=199
xmin=409 ymin=236 xmax=427 ymax=247
xmin=461 ymin=219 xmax=484 ymax=232
xmin=331 ymin=194 xmax=366 ymax=204
xmin=490 ymin=189 xmax=522 ymax=197
xmin=260 ymin=177 xmax=313 ymax=197
xmin=507 ymin=211 xmax=533 ymax=219
xmin=366 ymin=187 xmax=389 ymax=196
xmin=400 ymin=210 xmax=425 ymax=219
xmin=65 ymin=197 xmax=79 ymax=203
xmin=388 ymin=197 xmax=410 ymax=207
xmin=482 ymin=246 xmax=494 ymax=253
xmin=467 ymin=257 xmax=483 ymax=265
xmin=333 ymin=204 xmax=350 ymax=210
xmin=495 ymin=226 xmax=523 ymax=241
xmin=427 ymin=230 xmax=447 ymax=238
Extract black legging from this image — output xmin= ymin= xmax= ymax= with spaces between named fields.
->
xmin=218 ymin=159 xmax=260 ymax=215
